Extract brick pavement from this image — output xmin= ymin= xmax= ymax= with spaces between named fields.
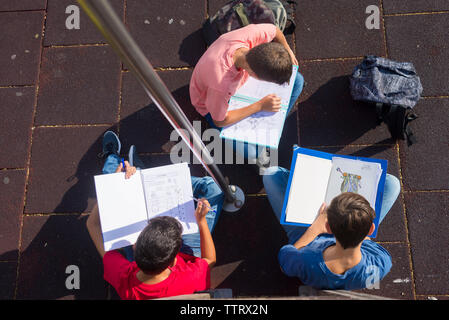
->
xmin=0 ymin=0 xmax=448 ymax=300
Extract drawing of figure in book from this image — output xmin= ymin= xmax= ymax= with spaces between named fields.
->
xmin=336 ymin=167 xmax=362 ymax=193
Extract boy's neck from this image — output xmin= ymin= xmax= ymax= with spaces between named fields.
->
xmin=136 ymin=268 xmax=172 ymax=285
xmin=233 ymin=47 xmax=250 ymax=71
xmin=323 ymin=241 xmax=363 ymax=275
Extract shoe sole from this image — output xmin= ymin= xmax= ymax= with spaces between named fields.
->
xmin=128 ymin=145 xmax=135 ymax=167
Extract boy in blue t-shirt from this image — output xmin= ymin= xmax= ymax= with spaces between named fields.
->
xmin=263 ymin=166 xmax=399 ymax=290
xmin=278 ymin=194 xmax=391 ymax=290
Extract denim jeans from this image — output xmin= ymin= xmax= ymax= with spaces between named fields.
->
xmin=102 ymin=154 xmax=225 ymax=259
xmin=262 ymin=166 xmax=401 ymax=244
xmin=205 ymin=71 xmax=305 ymax=161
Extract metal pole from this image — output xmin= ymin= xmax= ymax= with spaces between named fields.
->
xmin=78 ymin=0 xmax=244 ymax=211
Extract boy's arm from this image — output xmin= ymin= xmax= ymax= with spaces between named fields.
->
xmin=272 ymin=26 xmax=298 ymax=66
xmin=195 ymin=199 xmax=216 ymax=267
xmin=213 ymin=94 xmax=281 ymax=128
xmin=293 ymin=203 xmax=328 ymax=250
xmin=86 ymin=203 xmax=106 ymax=258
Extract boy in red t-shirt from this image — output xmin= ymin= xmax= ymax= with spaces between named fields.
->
xmin=86 ymin=131 xmax=222 ymax=300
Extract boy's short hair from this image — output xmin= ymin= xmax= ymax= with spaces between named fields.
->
xmin=326 ymin=193 xmax=376 ymax=249
xmin=134 ymin=216 xmax=183 ymax=274
xmin=246 ymin=42 xmax=292 ymax=85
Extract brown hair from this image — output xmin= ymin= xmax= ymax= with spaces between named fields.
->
xmin=246 ymin=42 xmax=292 ymax=85
xmin=326 ymin=193 xmax=376 ymax=249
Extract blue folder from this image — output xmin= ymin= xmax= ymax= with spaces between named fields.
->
xmin=280 ymin=146 xmax=388 ymax=238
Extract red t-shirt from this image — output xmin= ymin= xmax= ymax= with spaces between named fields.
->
xmin=103 ymin=250 xmax=210 ymax=300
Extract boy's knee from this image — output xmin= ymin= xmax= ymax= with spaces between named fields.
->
xmin=262 ymin=166 xmax=284 ymax=184
xmin=385 ymin=174 xmax=401 ymax=197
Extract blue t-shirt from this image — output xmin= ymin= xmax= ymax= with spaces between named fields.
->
xmin=278 ymin=234 xmax=392 ymax=290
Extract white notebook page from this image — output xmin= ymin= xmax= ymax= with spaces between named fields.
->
xmin=285 ymin=153 xmax=333 ymax=225
xmin=94 ymin=172 xmax=149 ymax=251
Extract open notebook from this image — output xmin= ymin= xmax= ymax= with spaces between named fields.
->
xmin=94 ymin=162 xmax=197 ymax=251
xmin=281 ymin=147 xmax=387 ymax=238
xmin=219 ymin=65 xmax=298 ymax=149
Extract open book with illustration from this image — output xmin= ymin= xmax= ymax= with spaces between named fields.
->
xmin=281 ymin=147 xmax=387 ymax=238
xmin=219 ymin=65 xmax=298 ymax=149
xmin=94 ymin=162 xmax=197 ymax=251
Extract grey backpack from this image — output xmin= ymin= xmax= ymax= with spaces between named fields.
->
xmin=350 ymin=56 xmax=423 ymax=145
xmin=202 ymin=0 xmax=296 ymax=46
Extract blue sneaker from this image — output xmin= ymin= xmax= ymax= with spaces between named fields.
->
xmin=128 ymin=145 xmax=145 ymax=169
xmin=98 ymin=131 xmax=121 ymax=159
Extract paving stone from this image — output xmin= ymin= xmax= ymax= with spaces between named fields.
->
xmin=383 ymin=0 xmax=449 ymax=14
xmin=25 ymin=125 xmax=112 ymax=214
xmin=0 ymin=262 xmax=17 ymax=299
xmin=126 ymin=0 xmax=206 ymax=67
xmin=212 ymin=196 xmax=300 ymax=296
xmin=399 ymin=98 xmax=449 ymax=191
xmin=319 ymin=145 xmax=406 ymax=242
xmin=404 ymin=192 xmax=449 ymax=295
xmin=297 ymin=60 xmax=394 ymax=147
xmin=356 ymin=243 xmax=414 ymax=299
xmin=44 ymin=0 xmax=124 ymax=46
xmin=0 ymin=170 xmax=26 ymax=261
xmin=0 ymin=87 xmax=35 ymax=169
xmin=16 ymin=214 xmax=108 ymax=299
xmin=385 ymin=13 xmax=449 ymax=96
xmin=0 ymin=11 xmax=44 ymax=85
xmin=295 ymin=0 xmax=385 ymax=60
xmin=120 ymin=69 xmax=204 ymax=154
xmin=35 ymin=46 xmax=121 ymax=125
xmin=0 ymin=0 xmax=46 ymax=11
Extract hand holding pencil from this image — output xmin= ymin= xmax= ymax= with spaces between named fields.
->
xmin=193 ymin=198 xmax=212 ymax=224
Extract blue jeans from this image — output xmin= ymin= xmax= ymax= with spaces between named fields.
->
xmin=205 ymin=71 xmax=305 ymax=161
xmin=102 ymin=154 xmax=225 ymax=259
xmin=262 ymin=166 xmax=401 ymax=244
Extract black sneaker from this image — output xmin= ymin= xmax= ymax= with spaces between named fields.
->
xmin=128 ymin=145 xmax=145 ymax=169
xmin=98 ymin=131 xmax=121 ymax=159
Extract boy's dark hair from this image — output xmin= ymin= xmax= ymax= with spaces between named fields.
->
xmin=326 ymin=193 xmax=376 ymax=249
xmin=246 ymin=42 xmax=292 ymax=85
xmin=134 ymin=216 xmax=183 ymax=275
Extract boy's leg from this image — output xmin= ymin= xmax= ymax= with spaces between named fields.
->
xmin=377 ymin=174 xmax=401 ymax=225
xmin=180 ymin=176 xmax=225 ymax=257
xmin=262 ymin=166 xmax=307 ymax=244
xmin=102 ymin=154 xmax=121 ymax=174
xmin=287 ymin=72 xmax=305 ymax=116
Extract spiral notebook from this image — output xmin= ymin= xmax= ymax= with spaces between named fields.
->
xmin=219 ymin=65 xmax=298 ymax=149
xmin=94 ymin=162 xmax=197 ymax=251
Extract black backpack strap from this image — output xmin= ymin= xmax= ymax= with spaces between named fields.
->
xmin=404 ymin=112 xmax=418 ymax=146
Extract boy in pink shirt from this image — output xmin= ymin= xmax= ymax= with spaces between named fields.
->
xmin=190 ymin=23 xmax=302 ymax=127
xmin=190 ymin=24 xmax=304 ymax=165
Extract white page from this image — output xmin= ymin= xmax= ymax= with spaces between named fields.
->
xmin=235 ymin=65 xmax=299 ymax=107
xmin=285 ymin=153 xmax=333 ymax=225
xmin=220 ymin=66 xmax=298 ymax=148
xmin=140 ymin=162 xmax=198 ymax=235
xmin=221 ymin=98 xmax=286 ymax=147
xmin=324 ymin=157 xmax=382 ymax=209
xmin=94 ymin=172 xmax=149 ymax=251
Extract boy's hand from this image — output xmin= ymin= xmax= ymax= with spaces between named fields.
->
xmin=259 ymin=94 xmax=282 ymax=112
xmin=287 ymin=47 xmax=299 ymax=66
xmin=115 ymin=161 xmax=137 ymax=179
xmin=194 ymin=198 xmax=210 ymax=224
xmin=310 ymin=203 xmax=329 ymax=235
